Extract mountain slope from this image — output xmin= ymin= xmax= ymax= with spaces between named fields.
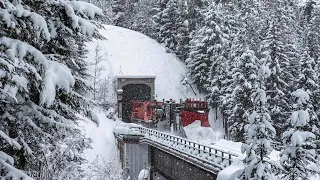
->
xmin=86 ymin=25 xmax=200 ymax=102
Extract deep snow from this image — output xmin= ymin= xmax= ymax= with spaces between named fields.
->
xmin=86 ymin=25 xmax=200 ymax=103
xmin=183 ymin=120 xmax=217 ymax=144
xmin=80 ymin=109 xmax=118 ymax=164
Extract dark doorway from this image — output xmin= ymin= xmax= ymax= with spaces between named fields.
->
xmin=122 ymin=84 xmax=151 ymax=122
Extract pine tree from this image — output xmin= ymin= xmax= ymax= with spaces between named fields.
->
xmin=218 ymin=0 xmax=263 ymax=140
xmin=152 ymin=0 xmax=170 ymax=41
xmin=296 ymin=49 xmax=320 ymax=155
xmin=131 ymin=0 xmax=156 ymax=36
xmin=300 ymin=1 xmax=320 ymax=62
xmin=226 ymin=44 xmax=258 ymax=142
xmin=158 ymin=0 xmax=179 ymax=52
xmin=240 ymin=63 xmax=277 ymax=180
xmin=304 ymin=7 xmax=320 ymax=139
xmin=260 ymin=0 xmax=296 ymax=140
xmin=175 ymin=0 xmax=207 ymax=61
xmin=175 ymin=2 xmax=190 ymax=61
xmin=111 ymin=0 xmax=126 ymax=27
xmin=0 ymin=0 xmax=103 ymax=178
xmin=280 ymin=89 xmax=317 ymax=179
xmin=187 ymin=3 xmax=228 ymax=94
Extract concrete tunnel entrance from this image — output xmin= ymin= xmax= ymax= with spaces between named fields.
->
xmin=116 ymin=75 xmax=156 ymax=122
xmin=122 ymin=84 xmax=151 ymax=122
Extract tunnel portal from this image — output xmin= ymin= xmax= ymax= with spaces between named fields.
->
xmin=116 ymin=75 xmax=155 ymax=122
xmin=122 ymin=84 xmax=151 ymax=122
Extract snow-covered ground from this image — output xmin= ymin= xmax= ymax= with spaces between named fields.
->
xmin=79 ymin=108 xmax=118 ymax=164
xmin=86 ymin=25 xmax=200 ymax=102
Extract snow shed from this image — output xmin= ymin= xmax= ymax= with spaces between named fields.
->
xmin=116 ymin=75 xmax=155 ymax=122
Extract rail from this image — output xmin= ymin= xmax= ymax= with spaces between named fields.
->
xmin=117 ymin=126 xmax=239 ymax=169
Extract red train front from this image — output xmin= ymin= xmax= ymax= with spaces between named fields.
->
xmin=180 ymin=99 xmax=210 ymax=127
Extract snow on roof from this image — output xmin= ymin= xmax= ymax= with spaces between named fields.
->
xmin=116 ymin=74 xmax=156 ymax=79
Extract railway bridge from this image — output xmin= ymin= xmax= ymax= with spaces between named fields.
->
xmin=114 ymin=126 xmax=239 ymax=180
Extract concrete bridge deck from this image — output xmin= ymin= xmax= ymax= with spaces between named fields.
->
xmin=114 ymin=126 xmax=239 ymax=180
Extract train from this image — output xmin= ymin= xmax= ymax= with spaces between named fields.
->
xmin=130 ymin=98 xmax=210 ymax=128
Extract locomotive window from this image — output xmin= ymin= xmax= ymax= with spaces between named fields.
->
xmin=147 ymin=106 xmax=151 ymax=111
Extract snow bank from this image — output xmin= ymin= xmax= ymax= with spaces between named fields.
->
xmin=215 ymin=139 xmax=281 ymax=180
xmin=183 ymin=120 xmax=217 ymax=144
xmin=85 ymin=25 xmax=200 ymax=102
xmin=79 ymin=108 xmax=119 ymax=164
xmin=113 ymin=123 xmax=141 ymax=135
xmin=217 ymin=159 xmax=243 ymax=180
xmin=212 ymin=139 xmax=244 ymax=156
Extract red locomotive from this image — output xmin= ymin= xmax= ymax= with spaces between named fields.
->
xmin=130 ymin=98 xmax=210 ymax=127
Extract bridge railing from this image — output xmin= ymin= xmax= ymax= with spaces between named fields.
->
xmin=130 ymin=126 xmax=239 ymax=168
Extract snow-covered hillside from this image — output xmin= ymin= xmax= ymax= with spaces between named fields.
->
xmin=86 ymin=25 xmax=200 ymax=102
xmin=81 ymin=25 xmax=206 ymax=177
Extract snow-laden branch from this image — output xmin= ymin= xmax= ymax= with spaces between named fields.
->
xmin=0 ymin=130 xmax=21 ymax=150
xmin=51 ymin=0 xmax=103 ymax=36
xmin=67 ymin=1 xmax=104 ymax=19
xmin=0 ymin=151 xmax=34 ymax=180
xmin=0 ymin=2 xmax=51 ymax=41
xmin=0 ymin=37 xmax=75 ymax=107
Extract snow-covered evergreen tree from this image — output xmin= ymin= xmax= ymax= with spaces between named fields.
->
xmin=158 ymin=0 xmax=179 ymax=52
xmin=301 ymin=1 xmax=320 ymax=62
xmin=131 ymin=0 xmax=156 ymax=36
xmin=152 ymin=0 xmax=169 ymax=41
xmin=297 ymin=49 xmax=319 ymax=124
xmin=111 ymin=0 xmax=126 ymax=27
xmin=187 ymin=3 xmax=228 ymax=94
xmin=260 ymin=0 xmax=297 ymax=140
xmin=240 ymin=63 xmax=277 ymax=179
xmin=175 ymin=3 xmax=190 ymax=61
xmin=280 ymin=89 xmax=317 ymax=179
xmin=226 ymin=45 xmax=258 ymax=142
xmin=0 ymin=0 xmax=103 ymax=178
xmin=174 ymin=0 xmax=207 ymax=61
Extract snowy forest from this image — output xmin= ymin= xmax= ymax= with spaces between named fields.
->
xmin=1 ymin=0 xmax=320 ymax=179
